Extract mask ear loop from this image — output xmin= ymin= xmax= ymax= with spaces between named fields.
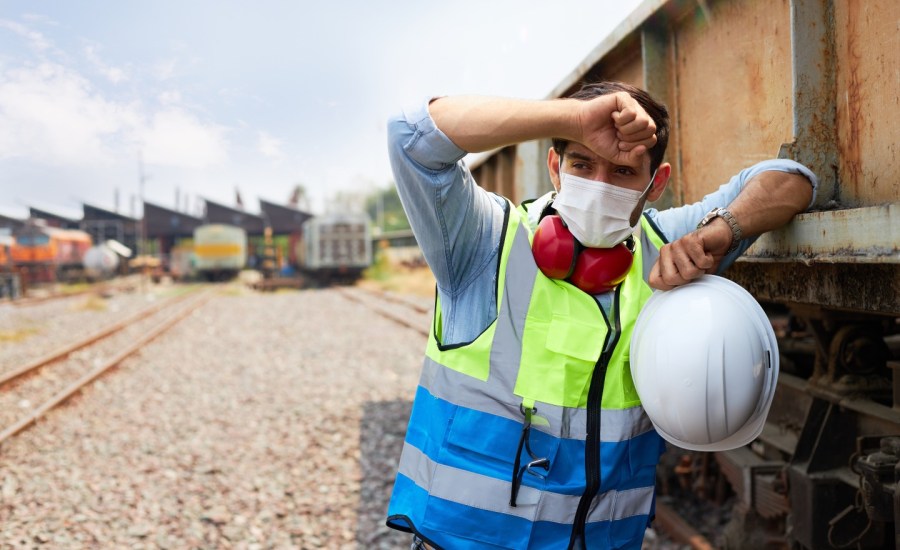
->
xmin=629 ymin=167 xmax=660 ymax=228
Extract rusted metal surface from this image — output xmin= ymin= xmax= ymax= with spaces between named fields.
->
xmin=780 ymin=0 xmax=838 ymax=207
xmin=642 ymin=24 xmax=679 ymax=211
xmin=674 ymin=0 xmax=794 ymax=203
xmin=743 ymin=204 xmax=899 ymax=263
xmin=834 ymin=0 xmax=900 ymax=206
xmin=603 ymin=48 xmax=644 ymax=89
xmin=513 ymin=139 xmax=554 ymax=202
xmin=547 ymin=0 xmax=673 ymax=100
xmin=728 ymin=262 xmax=900 ymax=315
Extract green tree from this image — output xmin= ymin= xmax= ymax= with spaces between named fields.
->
xmin=366 ymin=184 xmax=410 ymax=233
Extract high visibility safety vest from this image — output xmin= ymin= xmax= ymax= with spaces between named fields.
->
xmin=387 ymin=198 xmax=669 ymax=550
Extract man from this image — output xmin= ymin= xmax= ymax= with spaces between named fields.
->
xmin=385 ymin=82 xmax=816 ymax=549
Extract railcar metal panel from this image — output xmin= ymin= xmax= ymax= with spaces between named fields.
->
xmin=833 ymin=0 xmax=900 ymax=206
xmin=673 ymin=0 xmax=794 ymax=203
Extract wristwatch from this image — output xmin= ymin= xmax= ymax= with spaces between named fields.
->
xmin=697 ymin=207 xmax=742 ymax=254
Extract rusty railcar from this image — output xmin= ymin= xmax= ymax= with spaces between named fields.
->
xmin=469 ymin=0 xmax=899 ymax=547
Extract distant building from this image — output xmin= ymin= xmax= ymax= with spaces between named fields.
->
xmin=143 ymin=200 xmax=203 ymax=255
xmin=203 ymin=199 xmax=266 ymax=236
xmin=259 ymin=199 xmax=313 ymax=267
xmin=0 ymin=214 xmax=24 ymax=233
xmin=29 ymin=207 xmax=80 ymax=229
xmin=81 ymin=203 xmax=138 ymax=255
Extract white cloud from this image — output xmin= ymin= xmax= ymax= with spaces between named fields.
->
xmin=139 ymin=109 xmax=228 ymax=168
xmin=0 ymin=19 xmax=52 ymax=52
xmin=257 ymin=131 xmax=284 ymax=159
xmin=0 ymin=62 xmax=124 ymax=164
xmin=158 ymin=90 xmax=182 ymax=105
xmin=153 ymin=58 xmax=178 ymax=81
xmin=0 ymin=59 xmax=229 ymax=170
xmin=83 ymin=43 xmax=128 ymax=84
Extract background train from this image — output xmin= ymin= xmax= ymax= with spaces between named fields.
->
xmin=10 ymin=220 xmax=92 ymax=283
xmin=468 ymin=0 xmax=899 ymax=547
xmin=192 ymin=224 xmax=247 ymax=282
xmin=296 ymin=213 xmax=372 ymax=285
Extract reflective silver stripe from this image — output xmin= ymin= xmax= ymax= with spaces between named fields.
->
xmin=488 ymin=222 xmax=536 ymax=392
xmin=420 ymin=355 xmax=654 ymax=441
xmin=398 ymin=442 xmax=655 ymax=525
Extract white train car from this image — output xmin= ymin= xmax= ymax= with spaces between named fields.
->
xmin=193 ymin=224 xmax=247 ymax=281
xmin=299 ymin=213 xmax=371 ymax=284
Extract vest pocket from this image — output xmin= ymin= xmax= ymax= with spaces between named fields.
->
xmin=421 ymin=405 xmax=560 ymax=548
xmin=516 ymin=314 xmax=605 ymax=408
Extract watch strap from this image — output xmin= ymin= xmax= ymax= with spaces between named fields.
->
xmin=697 ymin=207 xmax=742 ymax=253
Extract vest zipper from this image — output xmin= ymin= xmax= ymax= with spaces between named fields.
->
xmin=568 ymin=286 xmax=623 ymax=549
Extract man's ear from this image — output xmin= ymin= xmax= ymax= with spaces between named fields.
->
xmin=648 ymin=163 xmax=672 ymax=202
xmin=547 ymin=148 xmax=561 ymax=192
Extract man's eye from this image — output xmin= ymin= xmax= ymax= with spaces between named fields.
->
xmin=615 ymin=167 xmax=635 ymax=176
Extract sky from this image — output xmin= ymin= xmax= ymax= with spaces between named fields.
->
xmin=0 ymin=1 xmax=643 ymax=220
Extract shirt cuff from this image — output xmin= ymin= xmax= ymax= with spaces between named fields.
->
xmin=400 ymin=97 xmax=468 ymax=169
xmin=741 ymin=158 xmax=819 ymax=209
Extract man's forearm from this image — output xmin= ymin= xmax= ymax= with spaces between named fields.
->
xmin=428 ymin=96 xmax=579 ymax=153
xmin=728 ymin=170 xmax=813 ymax=238
xmin=698 ymin=170 xmax=814 ymax=254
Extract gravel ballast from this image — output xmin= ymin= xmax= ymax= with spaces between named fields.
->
xmin=0 ymin=287 xmax=423 ymax=549
xmin=0 ymin=285 xmax=698 ymax=549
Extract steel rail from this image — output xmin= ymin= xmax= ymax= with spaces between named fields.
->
xmin=356 ymin=286 xmax=431 ymax=315
xmin=654 ymin=501 xmax=716 ymax=550
xmin=0 ymin=287 xmax=198 ymax=388
xmin=10 ymin=278 xmax=141 ymax=308
xmin=337 ymin=287 xmax=429 ymax=337
xmin=0 ymin=290 xmax=213 ymax=445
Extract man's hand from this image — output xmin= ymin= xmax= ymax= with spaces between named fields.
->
xmin=649 ymin=218 xmax=733 ymax=290
xmin=577 ymin=92 xmax=657 ymax=167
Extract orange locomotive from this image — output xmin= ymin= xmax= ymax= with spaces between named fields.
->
xmin=11 ymin=220 xmax=92 ymax=283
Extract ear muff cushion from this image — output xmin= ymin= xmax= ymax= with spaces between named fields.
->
xmin=532 ymin=215 xmax=577 ymax=280
xmin=568 ymin=243 xmax=633 ymax=294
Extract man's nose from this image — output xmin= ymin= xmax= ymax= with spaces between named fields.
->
xmin=593 ymin=167 xmax=610 ymax=182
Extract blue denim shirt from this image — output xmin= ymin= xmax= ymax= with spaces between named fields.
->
xmin=388 ymin=100 xmax=818 ymax=346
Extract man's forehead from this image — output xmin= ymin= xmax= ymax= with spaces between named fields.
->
xmin=565 ymin=143 xmax=650 ymax=169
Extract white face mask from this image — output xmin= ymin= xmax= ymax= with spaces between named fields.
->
xmin=553 ymin=172 xmax=647 ymax=248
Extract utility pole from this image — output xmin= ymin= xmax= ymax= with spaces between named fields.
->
xmin=138 ymin=152 xmax=149 ymax=291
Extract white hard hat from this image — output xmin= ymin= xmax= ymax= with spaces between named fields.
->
xmin=630 ymin=275 xmax=779 ymax=451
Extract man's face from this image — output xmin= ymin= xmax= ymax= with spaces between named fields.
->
xmin=554 ymin=142 xmax=653 ymax=193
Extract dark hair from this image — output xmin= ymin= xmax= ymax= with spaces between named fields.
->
xmin=551 ymin=81 xmax=669 ymax=173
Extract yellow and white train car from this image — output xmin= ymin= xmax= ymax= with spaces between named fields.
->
xmin=193 ymin=224 xmax=247 ymax=281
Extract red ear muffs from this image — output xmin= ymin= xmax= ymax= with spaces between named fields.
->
xmin=568 ymin=243 xmax=633 ymax=294
xmin=532 ymin=214 xmax=577 ymax=279
xmin=532 ymin=214 xmax=634 ymax=294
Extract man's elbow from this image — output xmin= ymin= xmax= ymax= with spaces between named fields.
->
xmin=784 ymin=173 xmax=815 ymax=213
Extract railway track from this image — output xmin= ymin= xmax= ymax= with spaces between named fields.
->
xmin=0 ymin=286 xmax=212 ymax=445
xmin=337 ymin=286 xmax=431 ymax=337
xmin=10 ymin=276 xmax=142 ymax=308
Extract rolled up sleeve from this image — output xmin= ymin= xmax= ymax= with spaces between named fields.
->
xmin=387 ymin=99 xmax=507 ymax=340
